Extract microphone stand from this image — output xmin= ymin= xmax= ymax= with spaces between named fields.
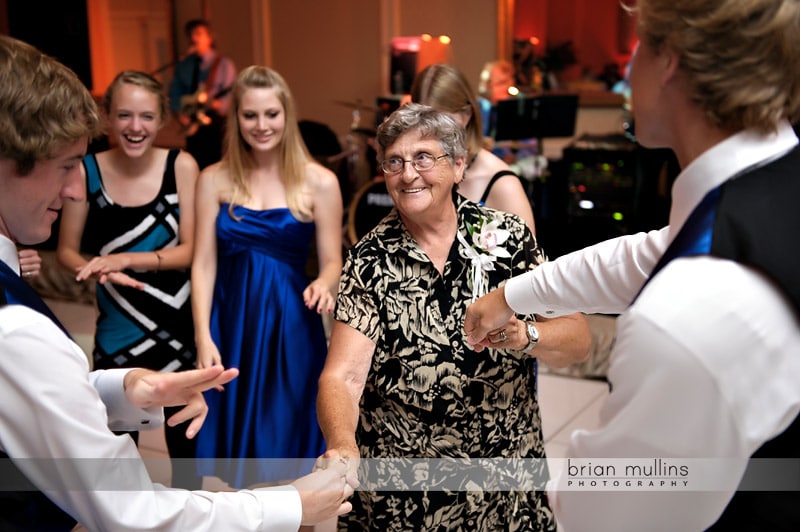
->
xmin=149 ymin=49 xmax=196 ymax=78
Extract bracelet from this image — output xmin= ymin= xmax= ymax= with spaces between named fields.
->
xmin=155 ymin=251 xmax=163 ymax=272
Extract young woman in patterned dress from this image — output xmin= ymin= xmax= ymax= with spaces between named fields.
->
xmin=57 ymin=70 xmax=201 ymax=488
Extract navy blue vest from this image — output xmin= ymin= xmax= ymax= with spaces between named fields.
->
xmin=637 ymin=146 xmax=800 ymax=530
xmin=0 ymin=262 xmax=78 ymax=531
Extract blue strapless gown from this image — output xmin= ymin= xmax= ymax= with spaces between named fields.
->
xmin=196 ymin=205 xmax=327 ymax=487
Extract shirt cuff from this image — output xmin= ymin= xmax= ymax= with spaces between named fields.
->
xmin=92 ymin=368 xmax=164 ymax=431
xmin=505 ymin=271 xmax=541 ymax=315
xmin=253 ymin=485 xmax=303 ymax=531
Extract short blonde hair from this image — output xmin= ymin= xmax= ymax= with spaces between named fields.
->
xmin=0 ymin=35 xmax=101 ymax=175
xmin=631 ymin=0 xmax=800 ymax=132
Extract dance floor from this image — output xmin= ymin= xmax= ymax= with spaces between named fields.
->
xmin=45 ymin=297 xmax=610 ymax=511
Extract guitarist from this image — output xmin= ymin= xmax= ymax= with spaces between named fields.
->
xmin=169 ymin=19 xmax=236 ymax=169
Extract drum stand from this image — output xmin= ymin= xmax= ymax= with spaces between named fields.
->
xmin=332 ymin=99 xmax=377 ymax=201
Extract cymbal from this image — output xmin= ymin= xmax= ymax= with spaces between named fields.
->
xmin=351 ymin=127 xmax=376 ymax=137
xmin=333 ymin=99 xmax=377 ymax=112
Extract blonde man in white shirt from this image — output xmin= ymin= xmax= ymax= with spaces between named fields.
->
xmin=465 ymin=0 xmax=800 ymax=530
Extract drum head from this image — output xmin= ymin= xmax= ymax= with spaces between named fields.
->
xmin=347 ymin=179 xmax=394 ymax=244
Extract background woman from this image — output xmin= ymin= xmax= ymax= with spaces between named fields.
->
xmin=192 ymin=65 xmax=343 ymax=488
xmin=56 ymin=70 xmax=200 ymax=488
xmin=411 ymin=63 xmax=537 ymax=233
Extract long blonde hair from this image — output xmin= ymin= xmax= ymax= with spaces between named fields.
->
xmin=411 ymin=64 xmax=484 ymax=158
xmin=223 ymin=65 xmax=312 ymax=218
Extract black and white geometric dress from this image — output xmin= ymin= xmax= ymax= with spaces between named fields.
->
xmin=80 ymin=149 xmax=195 ymax=372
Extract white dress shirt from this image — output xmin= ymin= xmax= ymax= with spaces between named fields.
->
xmin=0 ymin=238 xmax=302 ymax=531
xmin=1 ymin=235 xmax=165 ymax=430
xmin=505 ymin=121 xmax=800 ymax=531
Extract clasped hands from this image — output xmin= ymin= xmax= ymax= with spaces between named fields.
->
xmin=288 ymin=448 xmax=359 ymax=525
xmin=464 ymin=285 xmax=516 ymax=352
xmin=313 ymin=448 xmax=360 ymax=480
xmin=313 ymin=447 xmax=360 ymax=496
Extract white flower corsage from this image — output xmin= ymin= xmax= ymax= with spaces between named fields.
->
xmin=457 ymin=215 xmax=511 ymax=301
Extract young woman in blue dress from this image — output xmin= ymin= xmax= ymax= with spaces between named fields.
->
xmin=191 ymin=65 xmax=343 ymax=489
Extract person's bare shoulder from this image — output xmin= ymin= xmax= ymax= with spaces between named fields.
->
xmin=478 ymin=148 xmax=514 ymax=175
xmin=305 ymin=160 xmax=339 ymax=193
xmin=175 ymin=149 xmax=200 ymax=177
xmin=196 ymin=161 xmax=234 ymax=201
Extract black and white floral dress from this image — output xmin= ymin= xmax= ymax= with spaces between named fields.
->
xmin=335 ymin=192 xmax=555 ymax=531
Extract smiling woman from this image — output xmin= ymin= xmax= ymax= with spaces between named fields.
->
xmin=190 ymin=65 xmax=344 ymax=489
xmin=56 ymin=70 xmax=202 ymax=489
xmin=316 ymin=103 xmax=591 ymax=531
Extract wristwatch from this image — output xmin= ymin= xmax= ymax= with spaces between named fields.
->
xmin=524 ymin=321 xmax=539 ymax=352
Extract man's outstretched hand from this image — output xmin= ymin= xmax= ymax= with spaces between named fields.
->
xmin=123 ymin=366 xmax=239 ymax=438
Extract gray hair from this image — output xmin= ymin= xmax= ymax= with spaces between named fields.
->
xmin=375 ymin=103 xmax=468 ymax=164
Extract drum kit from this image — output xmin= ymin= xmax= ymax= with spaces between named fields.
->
xmin=332 ymin=99 xmax=378 ymax=193
xmin=331 ymin=99 xmax=397 ymax=245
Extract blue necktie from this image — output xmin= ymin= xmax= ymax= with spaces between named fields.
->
xmin=632 ymin=185 xmax=721 ymax=305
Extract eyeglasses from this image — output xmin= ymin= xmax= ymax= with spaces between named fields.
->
xmin=381 ymin=153 xmax=449 ymax=175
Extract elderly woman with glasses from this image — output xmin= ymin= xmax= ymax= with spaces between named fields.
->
xmin=317 ymin=103 xmax=591 ymax=531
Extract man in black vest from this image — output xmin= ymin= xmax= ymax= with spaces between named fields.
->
xmin=464 ymin=1 xmax=800 ymax=530
xmin=0 ymin=35 xmax=354 ymax=531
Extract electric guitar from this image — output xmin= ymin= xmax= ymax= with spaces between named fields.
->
xmin=179 ymin=84 xmax=231 ymax=137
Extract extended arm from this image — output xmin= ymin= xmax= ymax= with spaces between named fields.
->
xmin=0 ymin=306 xmax=302 ymax=531
xmin=191 ymin=168 xmax=223 ymax=368
xmin=505 ymin=227 xmax=668 ymax=316
xmin=465 ymin=227 xmax=668 ymax=346
xmin=317 ymin=321 xmax=374 ymax=461
xmin=304 ymin=163 xmax=344 ymax=313
xmin=485 ymin=312 xmax=591 ymax=368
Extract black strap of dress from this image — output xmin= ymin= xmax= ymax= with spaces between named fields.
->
xmin=479 ymin=170 xmax=519 ymax=205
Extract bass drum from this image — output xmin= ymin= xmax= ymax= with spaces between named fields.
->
xmin=346 ymin=178 xmax=394 ymax=245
